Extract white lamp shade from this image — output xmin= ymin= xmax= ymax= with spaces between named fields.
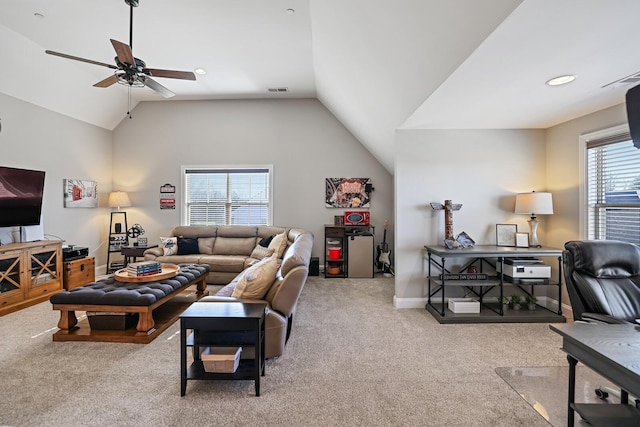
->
xmin=108 ymin=191 xmax=131 ymax=209
xmin=514 ymin=192 xmax=553 ymax=215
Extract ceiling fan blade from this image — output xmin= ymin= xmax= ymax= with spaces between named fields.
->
xmin=93 ymin=75 xmax=119 ymax=88
xmin=144 ymin=77 xmax=175 ymax=98
xmin=45 ymin=50 xmax=118 ymax=69
xmin=110 ymin=39 xmax=135 ymax=66
xmin=143 ymin=68 xmax=196 ymax=80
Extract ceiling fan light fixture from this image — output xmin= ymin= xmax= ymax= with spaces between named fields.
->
xmin=116 ymin=73 xmax=145 ymax=88
xmin=546 ymin=74 xmax=576 ymax=86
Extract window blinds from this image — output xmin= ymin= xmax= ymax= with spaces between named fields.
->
xmin=586 ymin=132 xmax=640 ymax=243
xmin=184 ymin=168 xmax=270 ymax=226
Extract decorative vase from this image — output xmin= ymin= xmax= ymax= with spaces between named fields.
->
xmin=528 ymin=303 xmax=536 ymax=311
xmin=512 ymin=303 xmax=522 ymax=311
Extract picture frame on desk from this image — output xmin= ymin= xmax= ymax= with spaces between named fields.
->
xmin=496 ymin=224 xmax=517 ymax=246
xmin=137 ymin=237 xmax=148 ymax=246
xmin=515 ymin=232 xmax=529 ymax=248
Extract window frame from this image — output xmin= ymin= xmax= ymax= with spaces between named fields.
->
xmin=580 ymin=124 xmax=640 ymax=242
xmin=180 ymin=165 xmax=274 ymax=227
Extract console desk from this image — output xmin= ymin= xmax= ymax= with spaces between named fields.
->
xmin=424 ymin=245 xmax=565 ymax=323
xmin=550 ymin=323 xmax=640 ymax=426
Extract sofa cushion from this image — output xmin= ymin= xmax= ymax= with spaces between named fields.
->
xmin=198 ymin=237 xmax=215 ymax=254
xmin=213 ymin=237 xmax=256 ymax=256
xmin=172 ymin=226 xmax=217 ymax=239
xmin=268 ymin=232 xmax=288 ymax=258
xmin=177 ymin=237 xmax=199 ymax=255
xmin=198 ymin=255 xmax=247 ymax=273
xmin=232 ymin=254 xmax=278 ymax=299
xmin=160 ymin=237 xmax=178 ymax=256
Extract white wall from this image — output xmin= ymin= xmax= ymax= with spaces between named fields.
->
xmin=394 ymin=129 xmax=546 ymax=307
xmin=0 ymin=93 xmax=112 ymax=259
xmin=111 ymin=98 xmax=394 ymax=266
xmin=545 ymin=102 xmax=628 ymax=309
xmin=545 ymin=103 xmax=628 ymax=248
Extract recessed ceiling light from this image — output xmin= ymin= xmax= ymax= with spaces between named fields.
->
xmin=194 ymin=68 xmax=207 ymax=75
xmin=286 ymin=8 xmax=295 ymax=15
xmin=546 ymin=75 xmax=576 ymax=86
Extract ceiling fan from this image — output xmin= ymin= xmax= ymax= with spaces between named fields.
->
xmin=45 ymin=0 xmax=195 ymax=99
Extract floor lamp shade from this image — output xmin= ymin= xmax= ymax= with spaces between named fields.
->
xmin=108 ymin=191 xmax=131 ymax=210
xmin=514 ymin=191 xmax=553 ymax=247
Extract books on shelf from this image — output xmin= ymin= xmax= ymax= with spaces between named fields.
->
xmin=127 ymin=261 xmax=161 ymax=276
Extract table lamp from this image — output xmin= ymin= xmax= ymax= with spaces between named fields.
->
xmin=514 ymin=191 xmax=553 ymax=248
xmin=108 ymin=191 xmax=131 ymax=233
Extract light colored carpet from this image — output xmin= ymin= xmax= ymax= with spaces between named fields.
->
xmin=0 ymin=275 xmax=573 ymax=426
xmin=496 ymin=366 xmax=621 ymax=426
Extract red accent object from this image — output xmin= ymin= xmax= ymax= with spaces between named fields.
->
xmin=328 ymin=248 xmax=341 ymax=259
xmin=72 ymin=185 xmax=82 ymax=201
xmin=344 ymin=211 xmax=370 ymax=226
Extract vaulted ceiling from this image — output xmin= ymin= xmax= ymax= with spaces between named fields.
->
xmin=2 ymin=0 xmax=640 ymax=173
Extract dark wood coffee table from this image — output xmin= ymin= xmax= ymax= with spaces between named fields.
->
xmin=120 ymin=245 xmax=158 ymax=267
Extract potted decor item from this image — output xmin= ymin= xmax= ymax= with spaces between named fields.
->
xmin=510 ymin=295 xmax=523 ymax=311
xmin=501 ymin=296 xmax=510 ymax=312
xmin=526 ymin=295 xmax=538 ymax=310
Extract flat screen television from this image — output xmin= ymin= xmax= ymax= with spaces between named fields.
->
xmin=0 ymin=166 xmax=46 ymax=227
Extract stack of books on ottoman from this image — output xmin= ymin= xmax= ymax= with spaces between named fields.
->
xmin=127 ymin=261 xmax=162 ymax=276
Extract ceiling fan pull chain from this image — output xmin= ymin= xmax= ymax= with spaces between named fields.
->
xmin=127 ymin=86 xmax=132 ymax=119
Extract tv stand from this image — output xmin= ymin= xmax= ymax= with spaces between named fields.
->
xmin=0 ymin=240 xmax=63 ymax=316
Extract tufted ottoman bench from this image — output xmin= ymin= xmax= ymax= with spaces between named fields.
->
xmin=50 ymin=264 xmax=210 ymax=343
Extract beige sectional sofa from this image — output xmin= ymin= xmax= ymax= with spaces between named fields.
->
xmin=143 ymin=225 xmax=313 ymax=358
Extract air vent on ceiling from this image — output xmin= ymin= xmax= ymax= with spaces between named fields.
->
xmin=602 ymin=71 xmax=640 ymax=88
xmin=268 ymin=87 xmax=289 ymax=93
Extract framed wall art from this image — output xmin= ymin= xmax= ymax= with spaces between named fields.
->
xmin=496 ymin=224 xmax=517 ymax=247
xmin=63 ymin=179 xmax=98 ymax=208
xmin=325 ymin=178 xmax=371 ymax=208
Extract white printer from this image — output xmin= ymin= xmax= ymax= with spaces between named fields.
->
xmin=496 ymin=258 xmax=551 ymax=284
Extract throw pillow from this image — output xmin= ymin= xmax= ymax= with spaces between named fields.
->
xmin=232 ymin=254 xmax=278 ymax=299
xmin=177 ymin=237 xmax=199 ymax=255
xmin=259 ymin=235 xmax=274 ymax=248
xmin=250 ymin=244 xmax=275 ymax=260
xmin=160 ymin=237 xmax=178 ymax=256
xmin=268 ymin=232 xmax=288 ymax=258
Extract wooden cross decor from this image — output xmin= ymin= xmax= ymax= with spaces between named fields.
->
xmin=430 ymin=200 xmax=463 ymax=240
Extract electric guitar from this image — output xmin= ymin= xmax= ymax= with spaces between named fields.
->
xmin=376 ymin=220 xmax=391 ymax=272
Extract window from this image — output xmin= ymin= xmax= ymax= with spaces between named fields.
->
xmin=587 ymin=130 xmax=640 ymax=244
xmin=183 ymin=167 xmax=272 ymax=226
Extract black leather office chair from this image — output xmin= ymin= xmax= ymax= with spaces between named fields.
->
xmin=564 ymin=239 xmax=640 ymax=405
xmin=563 ymin=240 xmax=640 ymax=324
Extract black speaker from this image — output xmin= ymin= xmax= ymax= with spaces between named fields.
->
xmin=115 ymin=223 xmax=122 ymax=233
xmin=309 ymin=257 xmax=319 ymax=276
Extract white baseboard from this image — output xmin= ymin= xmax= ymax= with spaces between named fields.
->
xmin=393 ymin=296 xmax=430 ymax=309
